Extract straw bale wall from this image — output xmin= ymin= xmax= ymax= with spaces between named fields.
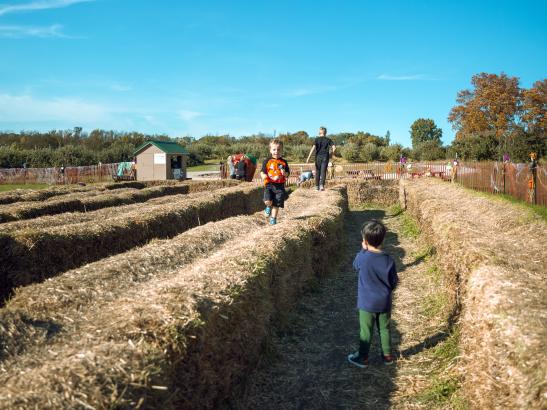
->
xmin=0 ymin=183 xmax=262 ymax=301
xmin=0 ymin=187 xmax=347 ymax=409
xmin=0 ymin=181 xmax=239 ymax=234
xmin=400 ymin=178 xmax=546 ymax=409
xmin=0 ymin=180 xmax=239 ymax=222
xmin=301 ymin=178 xmax=398 ymax=206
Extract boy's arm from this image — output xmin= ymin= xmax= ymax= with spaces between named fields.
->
xmin=352 ymin=252 xmax=361 ymax=271
xmin=284 ymin=161 xmax=290 ymax=177
xmin=260 ymin=159 xmax=269 ymax=182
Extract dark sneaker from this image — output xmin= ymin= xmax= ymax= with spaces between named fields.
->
xmin=316 ymin=186 xmax=320 ymax=191
xmin=382 ymin=354 xmax=395 ymax=365
xmin=264 ymin=206 xmax=271 ymax=217
xmin=347 ymin=352 xmax=369 ymax=368
xmin=269 ymin=217 xmax=277 ymax=225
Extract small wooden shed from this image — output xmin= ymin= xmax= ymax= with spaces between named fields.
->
xmin=133 ymin=140 xmax=188 ymax=181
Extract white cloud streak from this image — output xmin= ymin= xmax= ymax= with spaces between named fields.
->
xmin=377 ymin=74 xmax=426 ymax=81
xmin=0 ymin=24 xmax=66 ymax=38
xmin=0 ymin=0 xmax=93 ymax=16
xmin=0 ymin=93 xmax=110 ymax=123
xmin=178 ymin=109 xmax=203 ymax=121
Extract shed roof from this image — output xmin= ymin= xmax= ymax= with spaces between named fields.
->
xmin=133 ymin=140 xmax=188 ymax=156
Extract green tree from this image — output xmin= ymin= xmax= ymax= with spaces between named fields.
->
xmin=341 ymin=142 xmax=360 ymax=162
xmin=360 ymin=142 xmax=379 ymax=162
xmin=410 ymin=118 xmax=443 ymax=149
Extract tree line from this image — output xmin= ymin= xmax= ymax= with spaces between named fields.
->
xmin=0 ymin=72 xmax=544 ymax=168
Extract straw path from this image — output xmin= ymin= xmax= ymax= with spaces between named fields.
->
xmin=235 ymin=204 xmax=453 ymax=409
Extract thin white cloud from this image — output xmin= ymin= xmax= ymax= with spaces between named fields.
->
xmin=178 ymin=109 xmax=203 ymax=121
xmin=0 ymin=24 xmax=67 ymax=38
xmin=110 ymin=83 xmax=132 ymax=92
xmin=0 ymin=93 xmax=110 ymax=123
xmin=377 ymin=74 xmax=426 ymax=81
xmin=283 ymin=85 xmax=339 ymax=97
xmin=0 ymin=0 xmax=93 ymax=16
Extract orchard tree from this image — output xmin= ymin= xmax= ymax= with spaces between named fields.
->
xmin=448 ymin=72 xmax=521 ymax=140
xmin=521 ymin=79 xmax=547 ymax=157
xmin=410 ymin=118 xmax=442 ymax=149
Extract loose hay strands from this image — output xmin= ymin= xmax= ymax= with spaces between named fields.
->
xmin=0 ymin=180 xmax=239 ymax=223
xmin=0 ymin=180 xmax=239 ymax=233
xmin=0 ymin=181 xmax=149 ymax=206
xmin=0 ymin=188 xmax=333 ymax=362
xmin=0 ymin=183 xmax=261 ymax=301
xmin=0 ymin=213 xmax=269 ymax=363
xmin=400 ymin=178 xmax=547 ymax=409
xmin=300 ymin=178 xmax=398 ymax=206
xmin=0 ymin=187 xmax=347 ymax=409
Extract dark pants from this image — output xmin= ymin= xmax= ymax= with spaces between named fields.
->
xmin=315 ymin=155 xmax=329 ymax=187
xmin=263 ymin=183 xmax=286 ymax=208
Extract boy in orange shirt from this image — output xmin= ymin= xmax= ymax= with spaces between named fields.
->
xmin=260 ymin=139 xmax=290 ymax=225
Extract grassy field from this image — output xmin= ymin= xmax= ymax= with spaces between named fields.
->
xmin=0 ymin=184 xmax=50 ymax=192
xmin=187 ymin=159 xmax=222 ymax=172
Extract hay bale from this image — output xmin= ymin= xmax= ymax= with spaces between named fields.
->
xmin=0 ymin=180 xmax=239 ymax=223
xmin=0 ymin=183 xmax=262 ymax=301
xmin=300 ymin=178 xmax=398 ymax=206
xmin=0 ymin=187 xmax=347 ymax=409
xmin=0 ymin=180 xmax=240 ymax=233
xmin=400 ymin=178 xmax=547 ymax=409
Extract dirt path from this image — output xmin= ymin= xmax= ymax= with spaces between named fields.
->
xmin=232 ymin=206 xmax=452 ymax=409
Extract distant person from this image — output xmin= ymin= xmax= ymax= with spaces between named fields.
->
xmin=261 ymin=139 xmax=290 ymax=225
xmin=229 ymin=153 xmax=246 ymax=179
xmin=297 ymin=168 xmax=314 ymax=186
xmin=348 ymin=220 xmax=398 ymax=368
xmin=306 ymin=126 xmax=335 ymax=191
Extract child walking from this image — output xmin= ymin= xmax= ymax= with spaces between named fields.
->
xmin=348 ymin=220 xmax=398 ymax=368
xmin=261 ymin=139 xmax=290 ymax=225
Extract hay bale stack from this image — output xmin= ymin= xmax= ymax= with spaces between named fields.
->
xmin=0 ymin=187 xmax=347 ymax=409
xmin=0 ymin=180 xmax=239 ymax=222
xmin=400 ymin=178 xmax=547 ymax=409
xmin=0 ymin=184 xmax=99 ymax=205
xmin=0 ymin=188 xmax=337 ymax=363
xmin=0 ymin=180 xmax=240 ymax=232
xmin=300 ymin=178 xmax=398 ymax=206
xmin=0 ymin=183 xmax=262 ymax=301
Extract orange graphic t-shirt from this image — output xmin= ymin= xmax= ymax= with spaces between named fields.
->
xmin=261 ymin=157 xmax=290 ymax=185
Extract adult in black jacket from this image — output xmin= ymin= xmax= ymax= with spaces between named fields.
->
xmin=306 ymin=126 xmax=336 ymax=191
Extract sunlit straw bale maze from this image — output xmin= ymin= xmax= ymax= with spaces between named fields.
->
xmin=0 ymin=178 xmax=544 ymax=409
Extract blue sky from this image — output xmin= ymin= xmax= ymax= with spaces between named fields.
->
xmin=0 ymin=0 xmax=545 ymax=147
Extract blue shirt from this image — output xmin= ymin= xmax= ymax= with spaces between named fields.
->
xmin=353 ymin=249 xmax=398 ymax=312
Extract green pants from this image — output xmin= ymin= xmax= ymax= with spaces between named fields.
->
xmin=359 ymin=309 xmax=392 ymax=357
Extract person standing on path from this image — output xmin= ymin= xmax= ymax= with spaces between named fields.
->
xmin=306 ymin=126 xmax=336 ymax=191
xmin=348 ymin=220 xmax=398 ymax=368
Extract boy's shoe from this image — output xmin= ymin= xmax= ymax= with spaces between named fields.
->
xmin=347 ymin=352 xmax=369 ymax=368
xmin=269 ymin=217 xmax=277 ymax=225
xmin=264 ymin=206 xmax=272 ymax=217
xmin=382 ymin=354 xmax=395 ymax=365
xmin=319 ymin=185 xmax=325 ymax=191
xmin=316 ymin=186 xmax=320 ymax=191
